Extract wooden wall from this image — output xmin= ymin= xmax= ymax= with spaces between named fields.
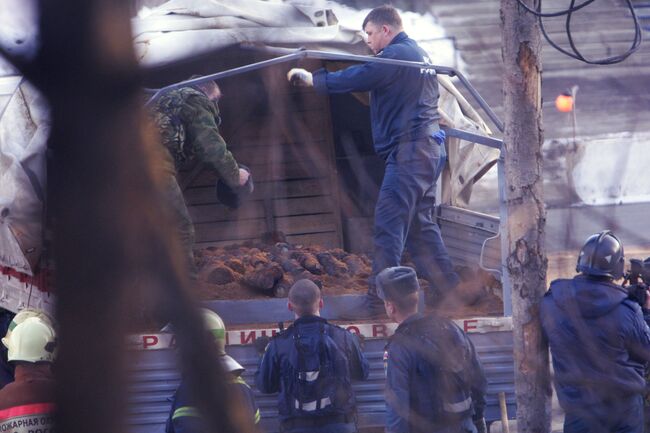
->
xmin=179 ymin=58 xmax=343 ymax=249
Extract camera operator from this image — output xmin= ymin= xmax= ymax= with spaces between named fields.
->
xmin=541 ymin=230 xmax=650 ymax=433
xmin=623 ymin=257 xmax=650 ymax=433
xmin=624 ymin=258 xmax=650 ymax=325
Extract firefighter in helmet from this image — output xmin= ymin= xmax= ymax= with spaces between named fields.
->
xmin=0 ymin=313 xmax=57 ymax=432
xmin=166 ymin=308 xmax=260 ymax=433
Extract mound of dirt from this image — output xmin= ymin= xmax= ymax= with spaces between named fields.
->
xmin=195 ymin=242 xmax=372 ymax=300
xmin=193 ymin=240 xmax=504 ymax=317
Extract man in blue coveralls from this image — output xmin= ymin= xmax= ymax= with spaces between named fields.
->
xmin=287 ymin=5 xmax=460 ymax=317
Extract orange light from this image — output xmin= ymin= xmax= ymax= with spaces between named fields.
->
xmin=555 ymin=94 xmax=574 ymax=112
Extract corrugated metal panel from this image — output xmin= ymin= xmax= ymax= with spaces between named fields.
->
xmin=127 ymin=331 xmax=515 ymax=433
xmin=438 ymin=205 xmax=501 ymax=272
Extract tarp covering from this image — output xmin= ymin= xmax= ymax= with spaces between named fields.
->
xmin=0 ymin=77 xmax=49 ymax=275
xmin=437 ymin=75 xmax=496 ymax=205
xmin=133 ymin=0 xmax=369 ymax=66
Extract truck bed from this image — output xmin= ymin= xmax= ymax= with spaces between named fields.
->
xmin=126 ymin=295 xmax=515 ymax=433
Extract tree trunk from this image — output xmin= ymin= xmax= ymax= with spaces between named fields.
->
xmin=500 ymin=1 xmax=552 ymax=432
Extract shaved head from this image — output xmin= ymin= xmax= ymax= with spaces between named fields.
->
xmin=289 ymin=279 xmax=322 ymax=316
xmin=188 ymin=75 xmax=221 ymax=102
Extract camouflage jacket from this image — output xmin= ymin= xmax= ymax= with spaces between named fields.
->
xmin=153 ymin=87 xmax=240 ymax=188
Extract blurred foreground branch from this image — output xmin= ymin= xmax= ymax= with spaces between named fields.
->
xmin=0 ymin=0 xmax=250 ymax=432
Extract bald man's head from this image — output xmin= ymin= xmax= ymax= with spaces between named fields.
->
xmin=288 ymin=279 xmax=322 ymax=316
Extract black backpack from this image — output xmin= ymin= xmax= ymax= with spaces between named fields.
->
xmin=288 ymin=321 xmax=353 ymax=417
xmin=400 ymin=317 xmax=474 ymax=421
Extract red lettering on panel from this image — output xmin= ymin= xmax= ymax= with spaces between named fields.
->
xmin=143 ymin=335 xmax=159 ymax=349
xmin=240 ymin=331 xmax=257 ymax=344
xmin=464 ymin=320 xmax=478 ymax=332
xmin=346 ymin=326 xmax=360 ymax=335
xmin=372 ymin=324 xmax=388 ymax=338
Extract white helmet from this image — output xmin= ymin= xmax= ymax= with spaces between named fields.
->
xmin=2 ymin=308 xmax=54 ymax=349
xmin=200 ymin=309 xmax=243 ymax=374
xmin=4 ymin=316 xmax=57 ymax=363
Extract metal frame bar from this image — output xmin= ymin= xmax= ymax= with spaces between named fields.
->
xmin=144 ymin=48 xmax=512 ymax=315
xmin=497 ymin=152 xmax=512 ymax=316
xmin=145 ymin=49 xmax=505 ymax=133
xmin=145 ymin=52 xmax=304 ymax=106
xmin=443 ymin=127 xmax=503 ymax=149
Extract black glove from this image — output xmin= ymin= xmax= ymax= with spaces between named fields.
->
xmin=253 ymin=335 xmax=270 ymax=355
xmin=216 ymin=164 xmax=254 ymax=209
xmin=473 ymin=417 xmax=487 ymax=433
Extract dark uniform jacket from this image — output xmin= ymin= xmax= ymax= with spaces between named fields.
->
xmin=312 ymin=32 xmax=440 ymax=160
xmin=0 ymin=311 xmax=14 ymax=389
xmin=541 ymin=275 xmax=650 ymax=410
xmin=166 ymin=374 xmax=260 ymax=433
xmin=0 ymin=364 xmax=55 ymax=433
xmin=255 ymin=315 xmax=369 ymax=429
xmin=384 ymin=313 xmax=486 ymax=433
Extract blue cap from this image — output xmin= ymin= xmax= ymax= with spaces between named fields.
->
xmin=376 ymin=266 xmax=419 ymax=301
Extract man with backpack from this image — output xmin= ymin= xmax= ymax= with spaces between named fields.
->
xmin=152 ymin=78 xmax=252 ymax=276
xmin=255 ymin=279 xmax=369 ymax=433
xmin=378 ymin=266 xmax=487 ymax=433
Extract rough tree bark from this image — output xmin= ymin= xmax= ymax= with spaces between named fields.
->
xmin=0 ymin=1 xmax=251 ymax=432
xmin=500 ymin=0 xmax=552 ymax=432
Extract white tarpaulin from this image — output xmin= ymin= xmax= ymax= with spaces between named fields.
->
xmin=0 ymin=77 xmax=49 ymax=275
xmin=133 ymin=0 xmax=368 ymax=66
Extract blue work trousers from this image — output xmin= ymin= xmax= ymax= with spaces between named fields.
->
xmin=370 ymin=133 xmax=459 ymax=295
xmin=563 ymin=395 xmax=644 ymax=433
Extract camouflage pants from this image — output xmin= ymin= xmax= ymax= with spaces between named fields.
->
xmin=163 ymin=176 xmax=197 ymax=279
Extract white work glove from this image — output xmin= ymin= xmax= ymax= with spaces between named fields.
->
xmin=287 ymin=68 xmax=313 ymax=87
xmin=238 ymin=168 xmax=250 ymax=186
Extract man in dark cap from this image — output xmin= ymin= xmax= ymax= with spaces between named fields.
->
xmin=379 ymin=266 xmax=487 ymax=433
xmin=256 ymin=279 xmax=369 ymax=433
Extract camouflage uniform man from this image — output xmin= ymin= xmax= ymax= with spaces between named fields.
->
xmin=153 ymin=80 xmax=249 ymax=274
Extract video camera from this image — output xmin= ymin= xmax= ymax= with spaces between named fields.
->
xmin=623 ymin=257 xmax=650 ymax=308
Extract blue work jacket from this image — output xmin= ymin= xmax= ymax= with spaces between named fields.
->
xmin=384 ymin=313 xmax=487 ymax=433
xmin=541 ymin=275 xmax=650 ymax=411
xmin=255 ymin=315 xmax=369 ymax=423
xmin=313 ymin=32 xmax=440 ymax=160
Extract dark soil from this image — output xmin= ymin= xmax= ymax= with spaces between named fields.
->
xmin=193 ymin=240 xmax=504 ymax=317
